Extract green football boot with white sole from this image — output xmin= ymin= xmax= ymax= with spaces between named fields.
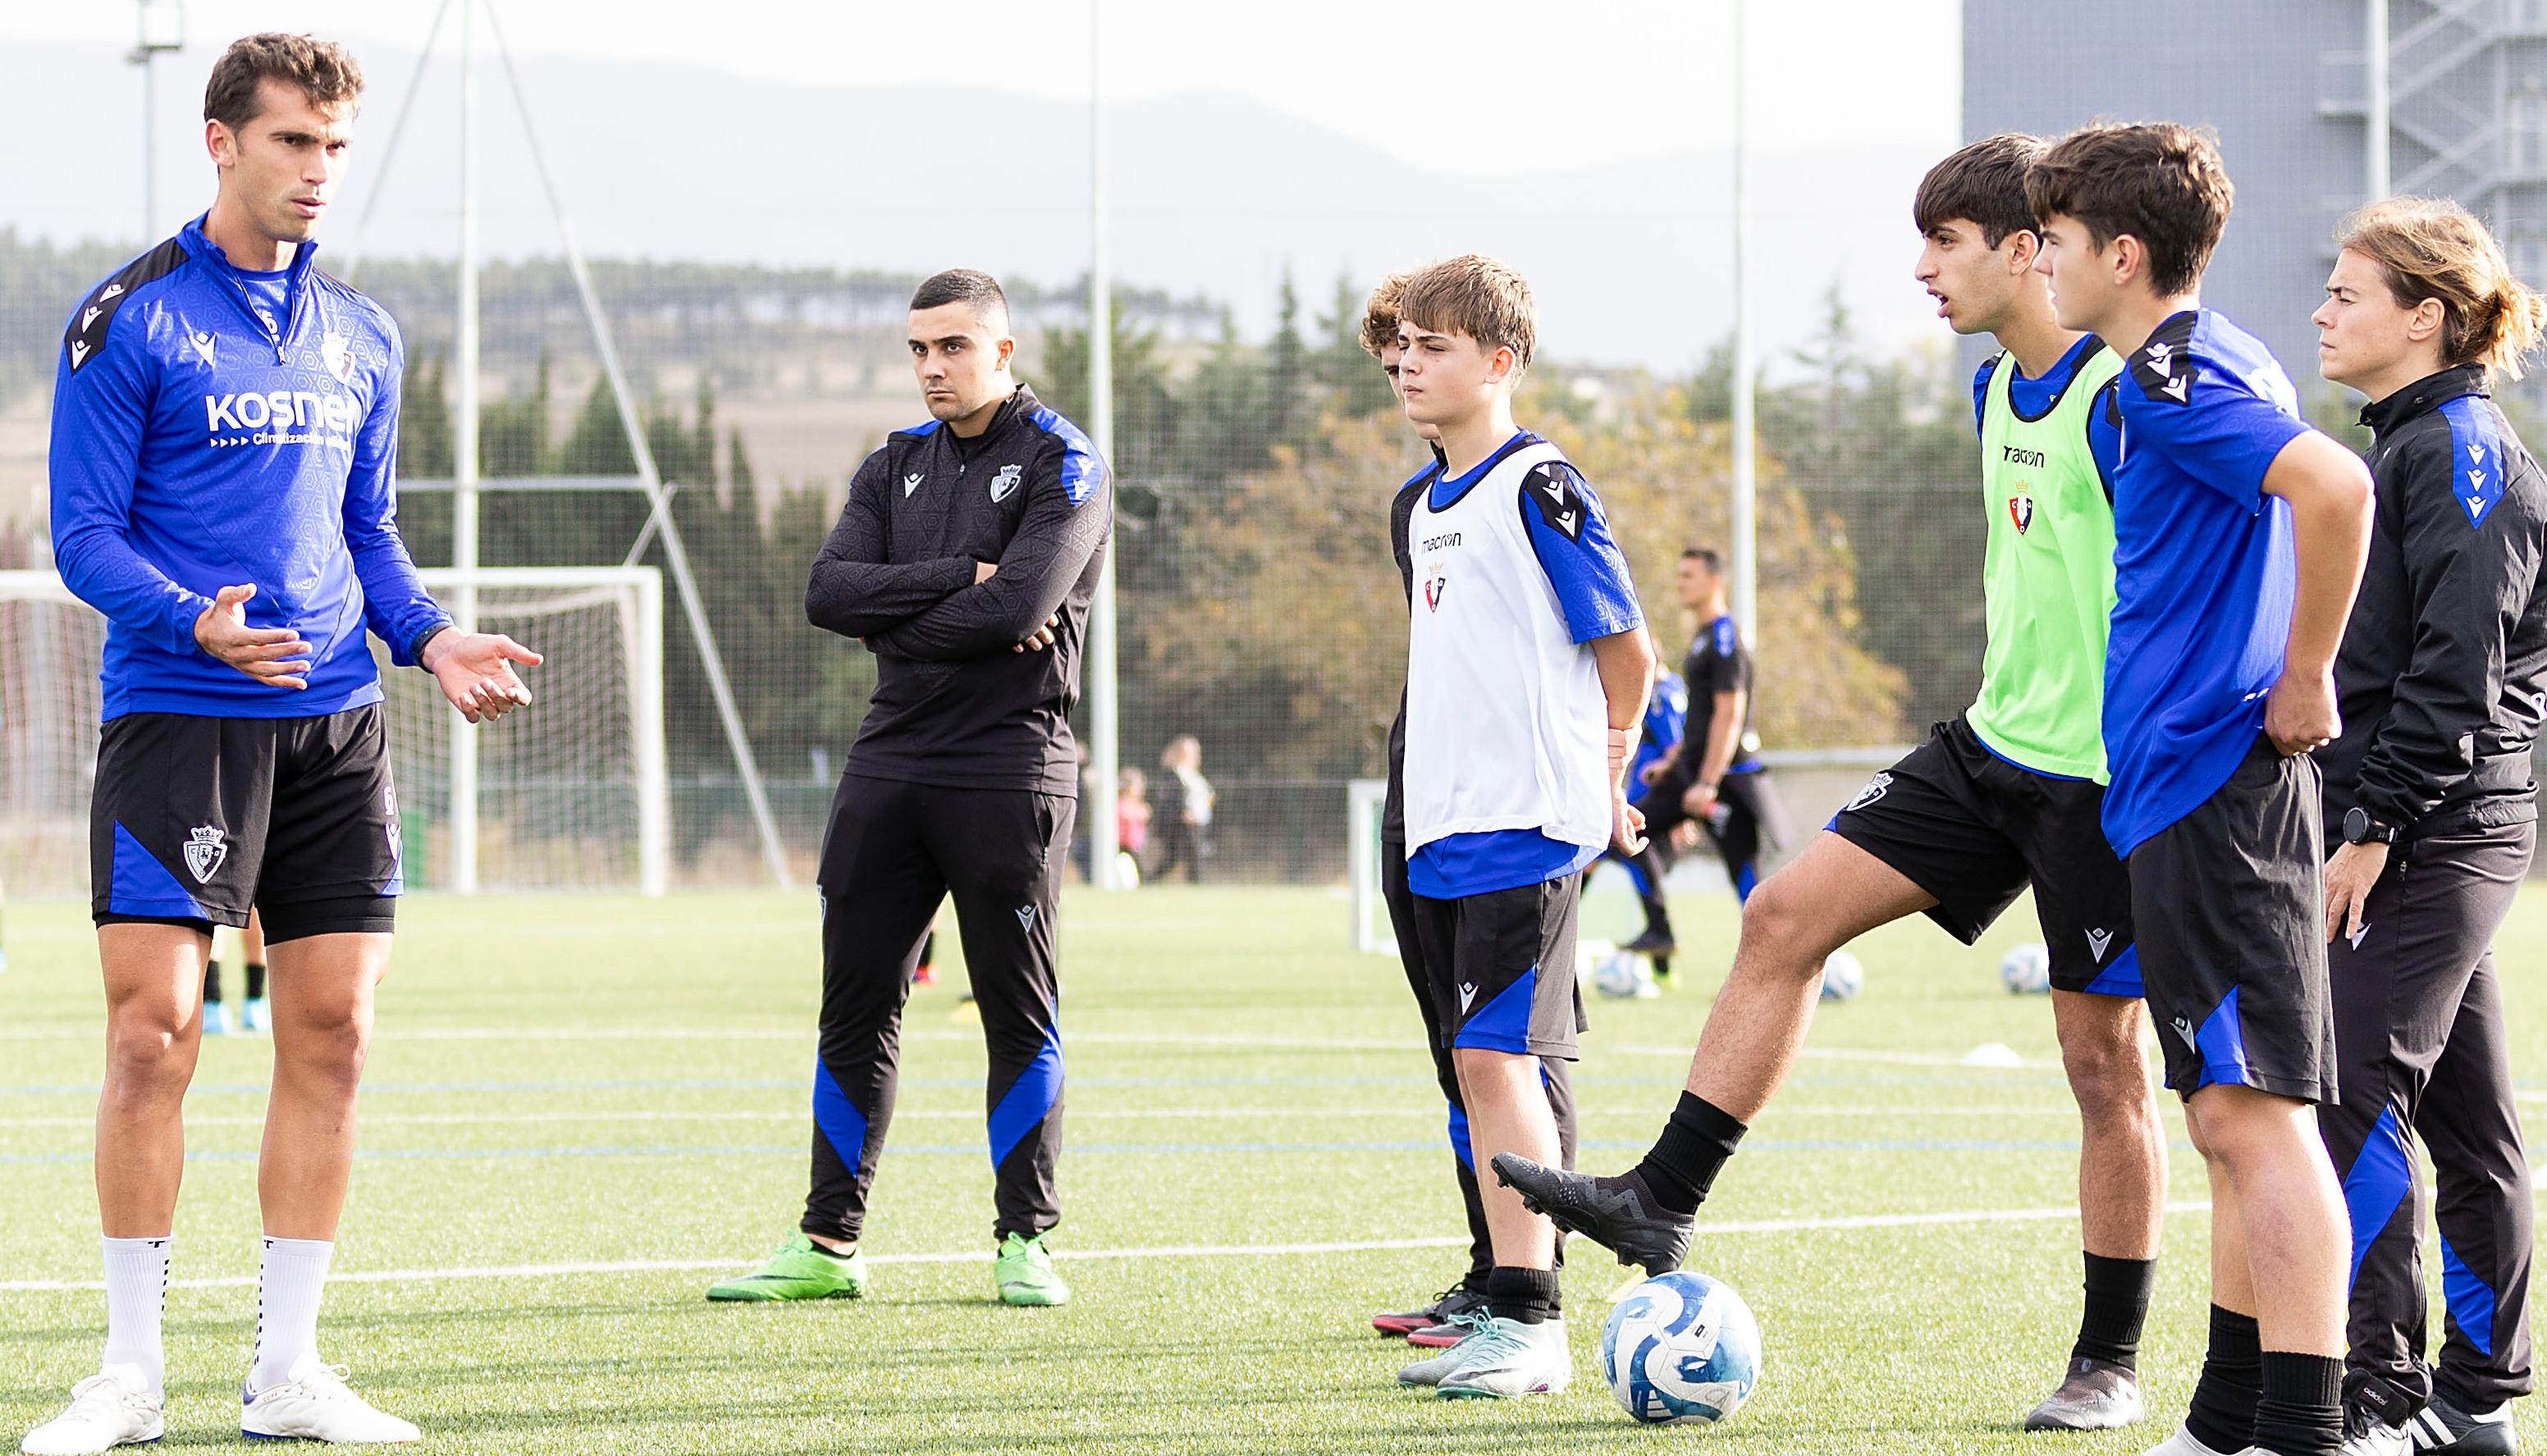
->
xmin=994 ymin=1232 xmax=1070 ymax=1307
xmin=705 ymin=1232 xmax=867 ymax=1302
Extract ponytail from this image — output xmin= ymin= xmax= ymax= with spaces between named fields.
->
xmin=2337 ymin=197 xmax=2546 ymax=381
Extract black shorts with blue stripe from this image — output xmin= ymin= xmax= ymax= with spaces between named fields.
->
xmin=1406 ymin=871 xmax=1587 ymax=1061
xmin=1828 ymin=714 xmax=2139 ymax=997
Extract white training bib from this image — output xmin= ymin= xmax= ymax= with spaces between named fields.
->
xmin=1403 ymin=439 xmax=1612 ymax=858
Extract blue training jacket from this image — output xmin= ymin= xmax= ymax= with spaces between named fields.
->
xmin=49 ymin=215 xmax=450 ymax=722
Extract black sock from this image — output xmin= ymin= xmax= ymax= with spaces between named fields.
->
xmin=1484 ymin=1266 xmax=1560 ymax=1325
xmin=1633 ymin=1092 xmax=1747 ymax=1216
xmin=2183 ymin=1306 xmax=2264 ymax=1455
xmin=203 ymin=960 xmax=223 ymax=1006
xmin=2072 ymin=1252 xmax=2157 ymax=1370
xmin=2251 ymin=1351 xmax=2342 ymax=1456
xmin=245 ymin=961 xmax=267 ymax=1000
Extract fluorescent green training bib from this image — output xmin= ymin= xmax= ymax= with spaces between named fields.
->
xmin=1965 ymin=342 xmax=2123 ymax=783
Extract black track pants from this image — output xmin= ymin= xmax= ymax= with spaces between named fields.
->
xmin=2320 ymin=820 xmax=2536 ymax=1414
xmin=803 ymin=774 xmax=1075 ymax=1245
xmin=1382 ymin=845 xmax=1579 ymax=1284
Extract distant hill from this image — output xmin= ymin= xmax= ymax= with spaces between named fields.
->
xmin=0 ymin=40 xmax=1949 ymax=372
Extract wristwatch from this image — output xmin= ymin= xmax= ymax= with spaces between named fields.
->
xmin=2342 ymin=806 xmax=2401 ymax=847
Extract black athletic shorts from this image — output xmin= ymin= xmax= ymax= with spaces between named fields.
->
xmin=91 ymin=704 xmax=401 ymax=941
xmin=1827 ymin=716 xmax=2139 ymax=996
xmin=1642 ymin=762 xmax=1788 ymax=870
xmin=2129 ymin=734 xmax=2335 ymax=1104
xmin=1407 ymin=870 xmax=1587 ymax=1061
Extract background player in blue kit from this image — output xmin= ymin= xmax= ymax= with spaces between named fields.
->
xmin=25 ymin=33 xmax=542 ymax=1456
xmin=2032 ymin=123 xmax=2376 ymax=1456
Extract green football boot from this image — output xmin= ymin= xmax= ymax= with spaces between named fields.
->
xmin=705 ymin=1232 xmax=867 ymax=1302
xmin=993 ymin=1232 xmax=1070 ymax=1307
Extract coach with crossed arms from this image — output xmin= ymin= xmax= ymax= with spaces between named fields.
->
xmin=709 ymin=269 xmax=1110 ymax=1309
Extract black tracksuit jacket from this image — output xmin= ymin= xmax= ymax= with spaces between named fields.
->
xmin=2322 ymin=363 xmax=2547 ymax=843
xmin=804 ymin=383 xmax=1110 ymax=797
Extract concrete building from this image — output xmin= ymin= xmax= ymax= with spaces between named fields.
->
xmin=1964 ymin=1 xmax=2547 ymax=409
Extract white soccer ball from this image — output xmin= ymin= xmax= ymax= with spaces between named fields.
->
xmin=1818 ymin=948 xmax=1863 ymax=1002
xmin=1602 ymin=1270 xmax=1763 ymax=1424
xmin=2001 ymin=943 xmax=2052 ymax=995
xmin=1594 ymin=949 xmax=1660 ymax=1001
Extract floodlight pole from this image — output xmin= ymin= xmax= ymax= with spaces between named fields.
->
xmin=1729 ymin=0 xmax=1758 ymax=645
xmin=450 ymin=0 xmax=482 ymax=893
xmin=1085 ymin=0 xmax=1124 ymax=890
xmin=2366 ymin=0 xmax=2391 ymax=199
xmin=129 ymin=2 xmax=185 ymax=242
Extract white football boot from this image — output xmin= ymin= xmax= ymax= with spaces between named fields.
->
xmin=1434 ymin=1316 xmax=1571 ymax=1399
xmin=20 ymin=1365 xmax=162 ymax=1455
xmin=240 ymin=1354 xmax=418 ymax=1445
xmin=2142 ymin=1426 xmax=2254 ymax=1456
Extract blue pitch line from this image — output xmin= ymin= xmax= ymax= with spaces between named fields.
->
xmin=0 ymin=1134 xmax=2135 ymax=1166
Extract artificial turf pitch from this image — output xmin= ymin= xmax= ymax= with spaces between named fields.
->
xmin=1 ymin=881 xmax=2540 ymax=1454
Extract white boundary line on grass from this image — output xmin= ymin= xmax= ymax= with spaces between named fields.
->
xmin=0 ymin=1104 xmax=2091 ymax=1129
xmin=0 ymin=1202 xmax=2215 ymax=1294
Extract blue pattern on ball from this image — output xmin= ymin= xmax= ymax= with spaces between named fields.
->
xmin=1599 ymin=1270 xmax=1762 ymax=1424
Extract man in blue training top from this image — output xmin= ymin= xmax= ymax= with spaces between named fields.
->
xmin=25 ymin=34 xmax=541 ymax=1456
xmin=2031 ymin=123 xmax=2375 ymax=1456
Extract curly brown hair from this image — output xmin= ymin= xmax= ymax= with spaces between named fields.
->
xmin=2025 ymin=122 xmax=2234 ymax=298
xmin=203 ymin=33 xmax=364 ymax=131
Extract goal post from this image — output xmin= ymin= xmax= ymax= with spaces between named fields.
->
xmin=0 ymin=565 xmax=668 ymax=898
xmin=1347 ymin=778 xmax=1393 ymax=954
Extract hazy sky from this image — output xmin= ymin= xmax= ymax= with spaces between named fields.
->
xmin=11 ymin=0 xmax=1962 ymax=176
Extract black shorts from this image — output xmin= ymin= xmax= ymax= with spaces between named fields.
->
xmin=1643 ymin=762 xmax=1789 ymax=869
xmin=1407 ymin=871 xmax=1587 ymax=1061
xmin=2129 ymin=735 xmax=2335 ymax=1104
xmin=91 ymin=704 xmax=401 ymax=942
xmin=1828 ymin=716 xmax=2139 ymax=997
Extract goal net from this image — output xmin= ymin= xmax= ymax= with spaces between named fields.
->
xmin=0 ymin=566 xmax=666 ymax=898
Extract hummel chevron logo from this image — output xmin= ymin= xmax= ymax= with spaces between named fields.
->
xmin=2084 ymin=927 xmax=2113 ymax=962
xmin=903 ymin=472 xmax=924 ymax=496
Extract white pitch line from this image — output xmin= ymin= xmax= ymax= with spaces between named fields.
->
xmin=0 ymin=1202 xmax=2216 ymax=1294
xmin=0 ymin=1103 xmax=2087 ymax=1131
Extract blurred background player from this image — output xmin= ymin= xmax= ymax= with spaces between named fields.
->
xmin=1604 ymin=649 xmax=1685 ymax=975
xmin=22 ymin=32 xmax=540 ymax=1454
xmin=1636 ymin=548 xmax=1786 ymax=902
xmin=1493 ymin=134 xmax=2176 ymax=1435
xmin=1115 ymin=766 xmax=1151 ymax=885
xmin=1358 ymin=271 xmax=1580 ymax=1353
xmin=2312 ymin=198 xmax=2546 ymax=1456
xmin=199 ymin=908 xmax=268 ymax=1035
xmin=1150 ymin=734 xmax=1214 ymax=882
xmin=711 ymin=268 xmax=1108 ymax=1310
xmin=1391 ymin=255 xmax=1651 ymax=1401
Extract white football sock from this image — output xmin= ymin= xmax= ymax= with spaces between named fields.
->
xmin=249 ymin=1236 xmax=332 ymax=1392
xmin=100 ymin=1235 xmax=171 ymax=1397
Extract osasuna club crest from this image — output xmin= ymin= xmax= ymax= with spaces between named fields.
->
xmin=2008 ymin=492 xmax=2033 ymax=534
xmin=1424 ymin=573 xmax=1447 ymax=612
xmin=183 ymin=824 xmax=227 ymax=884
xmin=319 ymin=332 xmax=357 ymax=385
xmin=1845 ymin=772 xmax=1893 ymax=814
xmin=990 ymin=463 xmax=1024 ymax=502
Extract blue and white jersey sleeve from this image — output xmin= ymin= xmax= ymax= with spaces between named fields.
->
xmin=1645 ymin=670 xmax=1689 ymax=749
xmin=1972 ymin=355 xmax=1997 ymax=436
xmin=2119 ymin=312 xmax=2311 ymax=511
xmin=49 ymin=302 xmax=211 ymax=658
xmin=2088 ymin=380 xmax=2124 ymax=500
xmin=1517 ymin=460 xmax=1643 ymax=643
xmin=338 ymin=312 xmax=450 ymax=667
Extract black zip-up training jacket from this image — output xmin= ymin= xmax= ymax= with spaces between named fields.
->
xmin=2321 ymin=363 xmax=2547 ymax=844
xmin=805 ymin=383 xmax=1111 ymax=797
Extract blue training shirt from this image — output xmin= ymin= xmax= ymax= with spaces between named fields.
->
xmin=1409 ymin=431 xmax=1644 ymax=899
xmin=2101 ymin=308 xmax=2311 ymax=856
xmin=49 ymin=216 xmax=450 ymax=721
xmin=1628 ymin=670 xmax=1688 ymax=808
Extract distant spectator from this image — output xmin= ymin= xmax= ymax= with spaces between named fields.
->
xmin=1116 ymin=768 xmax=1153 ymax=860
xmin=1150 ymin=735 xmax=1214 ymax=883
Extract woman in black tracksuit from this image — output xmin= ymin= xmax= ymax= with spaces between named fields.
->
xmin=2310 ymin=197 xmax=2547 ymax=1455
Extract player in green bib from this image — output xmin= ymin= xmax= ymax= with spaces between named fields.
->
xmin=1487 ymin=135 xmax=2170 ymax=1435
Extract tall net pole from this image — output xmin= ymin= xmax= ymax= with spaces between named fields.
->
xmin=1728 ymin=0 xmax=1758 ymax=644
xmin=2366 ymin=0 xmax=2391 ymax=199
xmin=450 ymin=0 xmax=482 ymax=894
xmin=1084 ymin=0 xmax=1123 ymax=890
